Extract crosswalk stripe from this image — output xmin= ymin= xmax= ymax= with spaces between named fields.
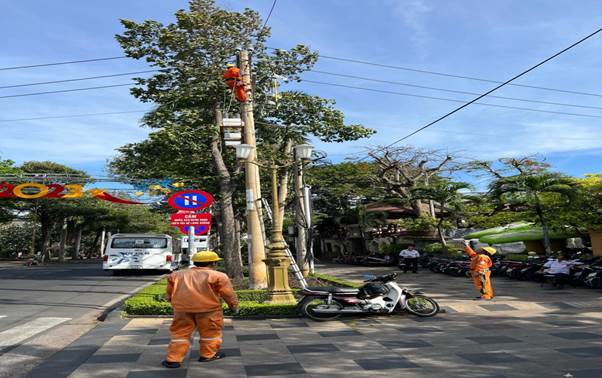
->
xmin=0 ymin=317 xmax=71 ymax=348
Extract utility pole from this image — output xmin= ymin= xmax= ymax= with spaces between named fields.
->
xmin=239 ymin=50 xmax=267 ymax=289
xmin=293 ymin=154 xmax=309 ymax=277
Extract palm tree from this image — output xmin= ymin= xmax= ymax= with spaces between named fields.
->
xmin=489 ymin=172 xmax=576 ymax=253
xmin=411 ymin=180 xmax=471 ymax=251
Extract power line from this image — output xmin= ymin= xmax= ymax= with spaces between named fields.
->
xmin=261 ymin=0 xmax=279 ymax=30
xmin=300 ymin=79 xmax=602 ymax=119
xmin=0 ymin=110 xmax=148 ymax=123
xmin=381 ymin=26 xmax=602 ymax=147
xmin=0 ymin=56 xmax=128 ymax=71
xmin=0 ymin=83 xmax=133 ymax=100
xmin=0 ymin=70 xmax=157 ymax=90
xmin=268 ymin=47 xmax=602 ymax=99
xmin=308 ymin=70 xmax=602 ymax=111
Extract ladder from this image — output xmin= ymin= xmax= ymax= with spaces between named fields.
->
xmin=261 ymin=198 xmax=308 ymax=289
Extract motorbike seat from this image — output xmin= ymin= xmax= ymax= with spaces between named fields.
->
xmin=305 ymin=286 xmax=359 ymax=294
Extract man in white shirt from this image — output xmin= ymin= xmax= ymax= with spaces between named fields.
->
xmin=540 ymin=253 xmax=572 ymax=287
xmin=399 ymin=245 xmax=420 ymax=273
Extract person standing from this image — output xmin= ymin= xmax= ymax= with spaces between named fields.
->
xmin=464 ymin=241 xmax=496 ymax=300
xmin=399 ymin=244 xmax=420 ymax=273
xmin=162 ymin=251 xmax=239 ymax=369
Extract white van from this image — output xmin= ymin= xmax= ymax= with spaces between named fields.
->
xmin=103 ymin=233 xmax=174 ymax=273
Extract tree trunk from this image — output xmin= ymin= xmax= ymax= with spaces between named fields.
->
xmin=211 ymin=136 xmax=244 ymax=282
xmin=412 ymin=199 xmax=425 ymax=217
xmin=58 ymin=219 xmax=68 ymax=262
xmin=38 ymin=211 xmax=53 ymax=261
xmin=276 ymin=139 xmax=294 ymax=232
xmin=89 ymin=230 xmax=101 ymax=258
xmin=72 ymin=226 xmax=82 ymax=259
xmin=534 ymin=197 xmax=552 ymax=254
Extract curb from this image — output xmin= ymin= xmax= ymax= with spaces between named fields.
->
xmin=97 ymin=276 xmax=166 ymax=321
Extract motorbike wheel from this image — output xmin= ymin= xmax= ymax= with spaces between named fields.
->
xmin=299 ymin=296 xmax=343 ymax=321
xmin=405 ymin=295 xmax=439 ymax=317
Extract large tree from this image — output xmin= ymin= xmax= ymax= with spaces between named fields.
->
xmin=485 ymin=159 xmax=577 ymax=253
xmin=113 ymin=0 xmax=373 ymax=282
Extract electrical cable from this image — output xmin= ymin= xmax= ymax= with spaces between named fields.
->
xmin=261 ymin=0 xmax=279 ymax=30
xmin=267 ymin=47 xmax=602 ymax=99
xmin=0 ymin=83 xmax=133 ymax=99
xmin=308 ymin=70 xmax=602 ymax=111
xmin=300 ymin=79 xmax=602 ymax=119
xmin=0 ymin=70 xmax=158 ymax=90
xmin=0 ymin=110 xmax=148 ymax=123
xmin=382 ymin=26 xmax=602 ymax=147
xmin=0 ymin=56 xmax=128 ymax=71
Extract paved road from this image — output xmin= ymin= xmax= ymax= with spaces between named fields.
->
xmin=31 ymin=264 xmax=602 ymax=378
xmin=0 ymin=262 xmax=162 ymax=378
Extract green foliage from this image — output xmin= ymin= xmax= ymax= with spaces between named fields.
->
xmin=123 ymin=278 xmax=301 ymax=316
xmin=0 ymin=222 xmax=37 ymax=258
xmin=309 ymin=273 xmax=361 ymax=288
xmin=550 ymin=174 xmax=602 ymax=232
xmin=379 ymin=243 xmax=407 ymax=254
xmin=394 ymin=216 xmax=445 ymax=231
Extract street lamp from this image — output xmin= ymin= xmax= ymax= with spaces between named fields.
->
xmin=236 ymin=143 xmax=314 ymax=304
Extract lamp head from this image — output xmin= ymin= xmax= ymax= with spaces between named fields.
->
xmin=235 ymin=144 xmax=254 ymax=161
xmin=294 ymin=144 xmax=314 ymax=162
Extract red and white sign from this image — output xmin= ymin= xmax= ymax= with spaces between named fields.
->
xmin=170 ymin=212 xmax=212 ymax=227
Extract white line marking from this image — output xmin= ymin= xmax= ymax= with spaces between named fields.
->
xmin=0 ymin=315 xmax=7 ymax=319
xmin=0 ymin=317 xmax=71 ymax=348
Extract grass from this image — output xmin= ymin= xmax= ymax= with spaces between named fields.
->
xmin=123 ymin=272 xmax=358 ymax=317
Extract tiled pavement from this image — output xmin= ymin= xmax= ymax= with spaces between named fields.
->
xmin=27 ymin=265 xmax=602 ymax=378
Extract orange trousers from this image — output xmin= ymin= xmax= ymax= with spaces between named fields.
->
xmin=225 ymin=80 xmax=248 ymax=102
xmin=472 ymin=270 xmax=493 ymax=299
xmin=166 ymin=310 xmax=224 ymax=362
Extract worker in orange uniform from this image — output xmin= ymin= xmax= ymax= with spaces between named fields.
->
xmin=463 ymin=240 xmax=497 ymax=300
xmin=223 ymin=63 xmax=248 ymax=102
xmin=161 ymin=251 xmax=239 ymax=369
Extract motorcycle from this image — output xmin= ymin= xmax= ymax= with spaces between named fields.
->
xmin=298 ymin=273 xmax=440 ymax=321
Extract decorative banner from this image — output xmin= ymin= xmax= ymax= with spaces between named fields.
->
xmin=0 ymin=182 xmax=143 ymax=204
xmin=168 ymin=190 xmax=214 ymax=211
xmin=90 ymin=189 xmax=144 ymax=205
xmin=1 ymin=182 xmax=83 ymax=199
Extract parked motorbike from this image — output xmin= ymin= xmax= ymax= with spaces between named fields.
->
xmin=298 ymin=273 xmax=440 ymax=321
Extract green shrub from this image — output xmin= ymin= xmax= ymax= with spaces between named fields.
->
xmin=309 ymin=273 xmax=361 ymax=288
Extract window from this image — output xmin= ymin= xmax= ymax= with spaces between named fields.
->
xmin=111 ymin=238 xmax=168 ymax=249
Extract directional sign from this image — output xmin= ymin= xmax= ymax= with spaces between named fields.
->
xmin=178 ymin=224 xmax=211 ymax=236
xmin=168 ymin=190 xmax=214 ymax=211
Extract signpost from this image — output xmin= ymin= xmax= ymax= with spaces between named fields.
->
xmin=167 ymin=191 xmax=214 ymax=263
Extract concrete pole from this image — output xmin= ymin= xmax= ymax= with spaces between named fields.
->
xmin=294 ymin=159 xmax=309 ymax=277
xmin=239 ymin=50 xmax=267 ymax=289
xmin=100 ymin=228 xmax=106 ymax=257
xmin=188 ymin=226 xmax=197 ymax=262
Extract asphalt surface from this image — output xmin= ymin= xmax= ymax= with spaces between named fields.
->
xmin=0 ymin=262 xmax=161 ymax=334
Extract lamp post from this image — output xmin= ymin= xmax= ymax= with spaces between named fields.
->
xmin=235 ymin=143 xmax=313 ymax=304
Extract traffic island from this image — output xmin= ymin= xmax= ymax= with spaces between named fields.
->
xmin=123 ymin=273 xmax=359 ymax=318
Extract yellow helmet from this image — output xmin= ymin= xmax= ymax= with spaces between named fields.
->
xmin=226 ymin=63 xmax=236 ymax=68
xmin=481 ymin=247 xmax=497 ymax=255
xmin=191 ymin=251 xmax=222 ymax=263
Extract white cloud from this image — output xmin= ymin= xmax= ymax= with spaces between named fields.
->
xmin=388 ymin=0 xmax=433 ymax=49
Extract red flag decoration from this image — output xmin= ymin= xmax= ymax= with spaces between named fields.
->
xmin=90 ymin=189 xmax=144 ymax=205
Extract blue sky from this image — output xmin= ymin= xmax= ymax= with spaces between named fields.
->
xmin=1 ymin=0 xmax=601 ymax=182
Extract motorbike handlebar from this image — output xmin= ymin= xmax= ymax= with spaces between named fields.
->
xmin=364 ymin=272 xmax=398 ymax=283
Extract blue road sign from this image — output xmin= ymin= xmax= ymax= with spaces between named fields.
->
xmin=168 ymin=190 xmax=214 ymax=211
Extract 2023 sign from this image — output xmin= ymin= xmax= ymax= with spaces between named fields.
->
xmin=0 ymin=182 xmax=84 ymax=199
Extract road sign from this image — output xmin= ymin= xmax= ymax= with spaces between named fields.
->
xmin=178 ymin=224 xmax=211 ymax=236
xmin=170 ymin=212 xmax=211 ymax=227
xmin=170 ymin=212 xmax=212 ymax=236
xmin=168 ymin=190 xmax=214 ymax=211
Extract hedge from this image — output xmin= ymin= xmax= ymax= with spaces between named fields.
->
xmin=123 ymin=272 xmax=357 ymax=316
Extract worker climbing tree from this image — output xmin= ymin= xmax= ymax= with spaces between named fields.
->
xmin=223 ymin=63 xmax=247 ymax=102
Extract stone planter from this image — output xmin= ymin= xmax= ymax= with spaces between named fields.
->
xmin=589 ymin=230 xmax=602 ymax=256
